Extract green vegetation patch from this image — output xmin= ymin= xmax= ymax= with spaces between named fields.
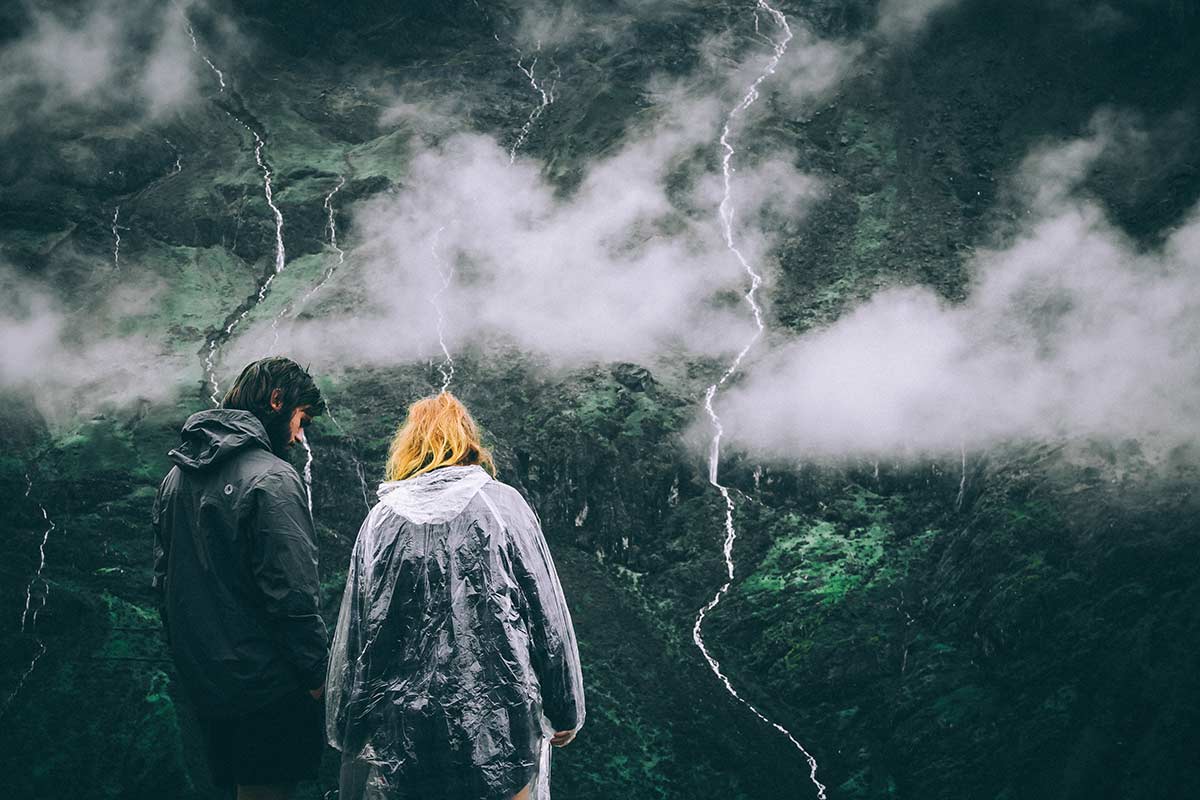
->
xmin=741 ymin=487 xmax=937 ymax=607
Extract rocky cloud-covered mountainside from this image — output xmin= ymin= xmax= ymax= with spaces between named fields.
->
xmin=2 ymin=1 xmax=1199 ymax=798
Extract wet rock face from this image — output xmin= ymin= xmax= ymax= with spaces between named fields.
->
xmin=1 ymin=1 xmax=1200 ymax=798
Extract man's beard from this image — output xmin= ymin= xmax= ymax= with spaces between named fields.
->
xmin=261 ymin=408 xmax=293 ymax=456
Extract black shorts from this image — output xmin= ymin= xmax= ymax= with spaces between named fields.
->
xmin=200 ymin=689 xmax=325 ymax=788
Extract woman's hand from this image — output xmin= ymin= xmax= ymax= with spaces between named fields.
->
xmin=550 ymin=729 xmax=576 ymax=747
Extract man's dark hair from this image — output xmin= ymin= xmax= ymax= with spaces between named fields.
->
xmin=221 ymin=357 xmax=326 ymax=421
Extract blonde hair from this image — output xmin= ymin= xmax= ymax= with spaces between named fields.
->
xmin=385 ymin=392 xmax=496 ymax=482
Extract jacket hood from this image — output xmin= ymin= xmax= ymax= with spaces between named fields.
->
xmin=377 ymin=465 xmax=493 ymax=525
xmin=169 ymin=409 xmax=274 ymax=471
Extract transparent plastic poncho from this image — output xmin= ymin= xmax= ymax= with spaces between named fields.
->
xmin=326 ymin=465 xmax=585 ymax=800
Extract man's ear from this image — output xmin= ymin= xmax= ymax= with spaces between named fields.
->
xmin=269 ymin=388 xmax=284 ymax=412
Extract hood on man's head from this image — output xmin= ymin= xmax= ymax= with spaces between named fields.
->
xmin=169 ymin=409 xmax=273 ymax=471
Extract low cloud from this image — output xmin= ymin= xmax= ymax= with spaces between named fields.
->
xmin=716 ymin=114 xmax=1200 ymax=461
xmin=0 ymin=0 xmax=211 ymax=136
xmin=875 ymin=0 xmax=963 ymax=41
xmin=241 ymin=78 xmax=826 ymax=373
xmin=0 ymin=267 xmax=183 ymax=424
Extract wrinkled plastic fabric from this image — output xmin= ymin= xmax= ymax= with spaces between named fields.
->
xmin=326 ymin=466 xmax=585 ymax=800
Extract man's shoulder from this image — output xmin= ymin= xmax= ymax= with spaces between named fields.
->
xmin=236 ymin=454 xmax=311 ymax=513
xmin=229 ymin=448 xmax=299 ymax=483
xmin=195 ymin=449 xmax=302 ymax=502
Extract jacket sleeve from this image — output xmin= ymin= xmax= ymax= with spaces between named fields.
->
xmin=506 ymin=492 xmax=586 ymax=732
xmin=246 ymin=467 xmax=329 ymax=691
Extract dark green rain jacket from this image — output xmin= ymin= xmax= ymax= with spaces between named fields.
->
xmin=153 ymin=409 xmax=328 ymax=718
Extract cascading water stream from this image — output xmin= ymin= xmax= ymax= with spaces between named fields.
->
xmin=955 ymin=443 xmax=968 ymax=511
xmin=270 ymin=174 xmax=347 ymax=350
xmin=110 ymin=206 xmax=124 ymax=270
xmin=354 ymin=461 xmax=370 ymax=509
xmin=299 ymin=433 xmax=314 ymax=513
xmin=324 ymin=409 xmax=372 ymax=515
xmin=304 ymin=175 xmax=348 ymax=305
xmin=691 ymin=4 xmax=826 ymax=797
xmin=201 ymin=118 xmax=288 ymax=405
xmin=247 ymin=125 xmax=287 ymax=277
xmin=508 ymin=40 xmax=557 ymax=163
xmin=186 ymin=22 xmax=226 ymax=92
xmin=185 ymin=16 xmax=289 ymax=405
xmin=428 ymin=225 xmax=455 ymax=393
xmin=1 ymin=475 xmax=57 ymax=721
xmin=475 ymin=0 xmax=559 ymax=166
xmin=103 ymin=140 xmax=184 ymax=280
xmin=255 ymin=170 xmax=358 ymax=513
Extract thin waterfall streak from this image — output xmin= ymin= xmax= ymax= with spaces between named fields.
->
xmin=325 ymin=176 xmax=345 ymax=253
xmin=20 ymin=475 xmax=55 ymax=633
xmin=269 ymin=309 xmax=286 ymax=351
xmin=185 ymin=23 xmax=226 ymax=91
xmin=164 ymin=138 xmax=183 ymax=175
xmin=0 ymin=640 xmax=45 ymax=722
xmin=429 ymin=225 xmax=455 ymax=392
xmin=300 ymin=435 xmax=314 ymax=514
xmin=692 ymin=4 xmax=826 ymax=798
xmin=273 ymin=174 xmax=348 ymax=506
xmin=955 ymin=444 xmax=967 ymax=511
xmin=355 ymin=461 xmax=370 ymax=511
xmin=301 ymin=175 xmax=348 ymax=307
xmin=185 ymin=27 xmax=283 ymax=400
xmin=271 ymin=174 xmax=347 ymax=353
xmin=4 ymin=475 xmax=57 ymax=721
xmin=325 ymin=408 xmax=372 ymax=513
xmin=111 ymin=206 xmax=122 ymax=270
xmin=243 ymin=123 xmax=286 ymax=276
xmin=207 ymin=118 xmax=287 ymax=401
xmin=508 ymin=43 xmax=555 ymax=163
xmin=204 ymin=340 xmax=222 ymax=405
xmin=206 ymin=267 xmax=278 ymax=403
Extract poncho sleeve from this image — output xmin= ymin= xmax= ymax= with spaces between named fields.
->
xmin=326 ymin=512 xmax=370 ymax=751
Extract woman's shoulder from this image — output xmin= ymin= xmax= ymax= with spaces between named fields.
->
xmin=480 ymin=477 xmax=529 ymax=505
xmin=477 ymin=478 xmax=538 ymax=523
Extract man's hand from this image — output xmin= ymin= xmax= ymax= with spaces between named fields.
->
xmin=550 ymin=729 xmax=576 ymax=748
xmin=309 ymin=684 xmax=324 ymax=700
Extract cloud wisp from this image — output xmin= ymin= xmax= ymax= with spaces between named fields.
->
xmin=716 ymin=115 xmax=1200 ymax=462
xmin=0 ymin=267 xmax=184 ymax=424
xmin=246 ymin=81 xmax=827 ymax=375
xmin=874 ymin=0 xmax=963 ymax=42
xmin=0 ymin=0 xmax=213 ymax=136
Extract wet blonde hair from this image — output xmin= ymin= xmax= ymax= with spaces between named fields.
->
xmin=385 ymin=392 xmax=496 ymax=482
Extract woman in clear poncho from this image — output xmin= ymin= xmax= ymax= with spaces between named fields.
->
xmin=326 ymin=392 xmax=585 ymax=800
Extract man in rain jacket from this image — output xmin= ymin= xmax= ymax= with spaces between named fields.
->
xmin=153 ymin=357 xmax=328 ymax=800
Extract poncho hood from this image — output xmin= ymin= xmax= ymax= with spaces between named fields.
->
xmin=376 ymin=464 xmax=494 ymax=524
